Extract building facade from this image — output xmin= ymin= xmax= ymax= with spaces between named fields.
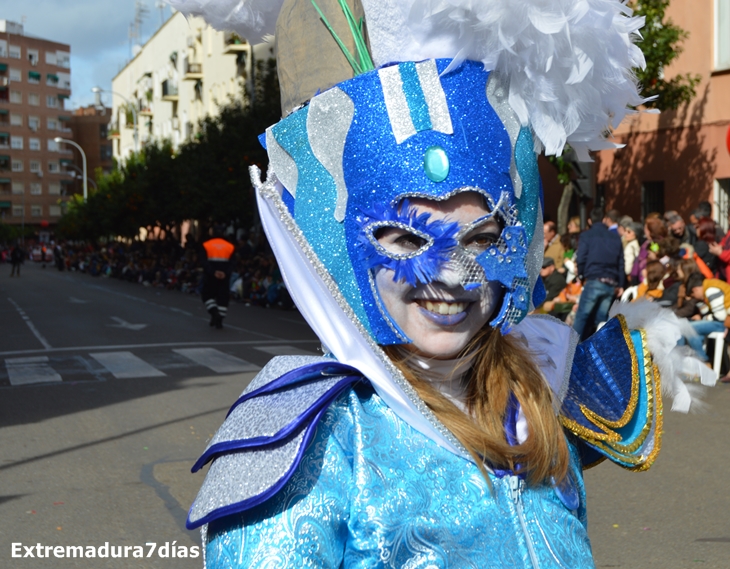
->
xmin=66 ymin=105 xmax=114 ymax=195
xmin=595 ymin=0 xmax=730 ymax=230
xmin=0 ymin=20 xmax=73 ymax=227
xmin=110 ymin=11 xmax=275 ymax=161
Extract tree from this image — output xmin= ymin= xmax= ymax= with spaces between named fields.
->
xmin=631 ymin=0 xmax=701 ymax=111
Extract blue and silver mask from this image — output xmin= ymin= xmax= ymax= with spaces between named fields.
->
xmin=260 ymin=59 xmax=546 ymax=346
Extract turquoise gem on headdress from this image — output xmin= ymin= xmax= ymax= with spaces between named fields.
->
xmin=424 ymin=146 xmax=450 ymax=182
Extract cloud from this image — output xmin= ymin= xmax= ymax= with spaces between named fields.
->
xmin=0 ymin=0 xmax=173 ymax=107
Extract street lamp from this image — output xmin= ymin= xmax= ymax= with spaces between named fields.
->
xmin=66 ymin=163 xmax=98 ymax=191
xmin=54 ymin=137 xmax=87 ymax=202
xmin=92 ymin=86 xmax=138 ymax=153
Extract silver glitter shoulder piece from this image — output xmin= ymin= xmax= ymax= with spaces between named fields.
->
xmin=186 ymin=355 xmax=362 ymax=529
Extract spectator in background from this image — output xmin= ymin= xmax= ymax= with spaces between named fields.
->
xmin=603 ymin=209 xmax=621 ymax=233
xmin=573 ymin=207 xmax=625 ymax=340
xmin=540 ymin=257 xmax=566 ymax=305
xmin=695 ymin=217 xmax=719 ymax=276
xmin=543 ymin=221 xmax=565 ymax=270
xmin=709 ymin=208 xmax=730 ymax=280
xmin=668 ymin=259 xmax=701 ymax=319
xmin=9 ymin=245 xmax=24 ymax=277
xmin=685 ymin=273 xmax=730 ymax=375
xmin=623 ymin=222 xmax=641 ymax=279
xmin=630 ymin=217 xmax=668 ymax=284
xmin=635 ymin=260 xmax=665 ymax=301
xmin=667 ymin=212 xmax=697 ymax=246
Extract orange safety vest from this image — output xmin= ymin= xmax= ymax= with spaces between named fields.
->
xmin=203 ymin=238 xmax=235 ymax=262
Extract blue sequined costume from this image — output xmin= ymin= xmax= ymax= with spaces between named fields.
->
xmin=189 ymin=315 xmax=663 ymax=569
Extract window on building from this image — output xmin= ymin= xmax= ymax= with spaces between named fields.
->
xmin=29 ymin=116 xmax=40 ymax=131
xmin=10 ymin=136 xmax=23 ymax=149
xmin=716 ymin=178 xmax=730 ymax=232
xmin=12 ymin=205 xmax=23 ymax=217
xmin=47 ymin=118 xmax=57 ymax=130
xmin=48 ymin=182 xmax=61 ymax=195
xmin=11 ymin=159 xmax=23 ymax=172
xmin=12 ymin=181 xmax=24 ymax=195
xmin=57 ymin=52 xmax=70 ymax=68
xmin=30 ymin=160 xmax=41 ymax=173
xmin=641 ymin=181 xmax=665 ymax=219
xmin=100 ymin=145 xmax=113 ymax=161
xmin=28 ymin=71 xmax=41 ymax=85
xmin=46 ymin=51 xmax=58 ymax=65
xmin=0 ymin=40 xmax=7 ymax=58
xmin=30 ymin=182 xmax=42 ymax=195
xmin=49 ymin=205 xmax=61 ymax=216
xmin=48 ymin=161 xmax=60 ymax=173
xmin=28 ymin=49 xmax=39 ymax=66
xmin=10 ymin=113 xmax=22 ymax=126
xmin=10 ymin=90 xmax=22 ymax=104
xmin=9 ymin=68 xmax=21 ymax=82
xmin=31 ymin=205 xmax=42 ymax=217
xmin=29 ymin=138 xmax=40 ymax=151
xmin=46 ymin=95 xmax=58 ymax=108
xmin=8 ymin=45 xmax=21 ymax=59
xmin=28 ymin=93 xmax=40 ymax=106
xmin=47 ymin=139 xmax=59 ymax=152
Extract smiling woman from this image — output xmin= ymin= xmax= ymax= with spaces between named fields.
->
xmin=166 ymin=0 xmax=715 ymax=567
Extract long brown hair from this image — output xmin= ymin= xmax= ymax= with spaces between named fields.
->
xmin=384 ymin=328 xmax=569 ymax=486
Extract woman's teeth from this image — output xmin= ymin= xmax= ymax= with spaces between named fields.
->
xmin=421 ymin=301 xmax=468 ymax=315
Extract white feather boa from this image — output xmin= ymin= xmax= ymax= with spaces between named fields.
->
xmin=609 ymin=300 xmax=717 ymax=413
xmin=167 ymin=0 xmax=649 ymax=158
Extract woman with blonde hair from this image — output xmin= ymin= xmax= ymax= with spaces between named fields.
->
xmin=168 ymin=0 xmax=715 ymax=566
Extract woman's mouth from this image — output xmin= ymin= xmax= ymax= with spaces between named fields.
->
xmin=416 ymin=300 xmax=470 ymax=325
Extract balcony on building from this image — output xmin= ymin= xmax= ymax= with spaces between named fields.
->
xmin=46 ymin=73 xmax=59 ymax=87
xmin=0 ymin=109 xmax=8 ymax=126
xmin=58 ymin=115 xmax=73 ymax=134
xmin=224 ymin=32 xmax=249 ymax=54
xmin=0 ymin=85 xmax=8 ymax=102
xmin=161 ymin=79 xmax=179 ymax=102
xmin=0 ymin=155 xmax=9 ymax=171
xmin=28 ymin=70 xmax=41 ymax=85
xmin=0 ymin=177 xmax=10 ymax=195
xmin=0 ymin=133 xmax=9 ymax=150
xmin=183 ymin=58 xmax=203 ymax=81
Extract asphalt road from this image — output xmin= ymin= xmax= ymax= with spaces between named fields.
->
xmin=0 ymin=261 xmax=728 ymax=568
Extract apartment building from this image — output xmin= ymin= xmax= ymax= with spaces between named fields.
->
xmin=595 ymin=0 xmax=730 ymax=228
xmin=0 ymin=20 xmax=73 ymax=226
xmin=67 ymin=105 xmax=114 ymax=194
xmin=110 ymin=10 xmax=275 ymax=161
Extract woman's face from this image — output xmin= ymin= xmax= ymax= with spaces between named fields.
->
xmin=567 ymin=219 xmax=579 ymax=233
xmin=374 ymin=192 xmax=503 ymax=359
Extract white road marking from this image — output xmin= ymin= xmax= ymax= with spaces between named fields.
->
xmin=7 ymin=298 xmax=52 ymax=350
xmin=255 ymin=345 xmax=318 ymax=356
xmin=69 ymin=297 xmax=89 ymax=304
xmin=90 ymin=352 xmax=166 ymax=379
xmin=173 ymin=348 xmax=260 ymax=373
xmin=5 ymin=356 xmax=62 ymax=386
xmin=107 ymin=317 xmax=148 ymax=331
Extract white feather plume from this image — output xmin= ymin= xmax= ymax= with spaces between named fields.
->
xmin=166 ymin=0 xmax=284 ymax=43
xmin=168 ymin=0 xmax=649 ymax=157
xmin=609 ymin=300 xmax=717 ymax=413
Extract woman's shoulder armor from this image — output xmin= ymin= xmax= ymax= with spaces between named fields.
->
xmin=186 ymin=355 xmax=362 ymax=529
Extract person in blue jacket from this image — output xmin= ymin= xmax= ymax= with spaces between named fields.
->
xmin=167 ymin=0 xmax=715 ymax=567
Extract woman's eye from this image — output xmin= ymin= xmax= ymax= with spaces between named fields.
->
xmin=464 ymin=232 xmax=499 ymax=251
xmin=374 ymin=227 xmax=429 ymax=255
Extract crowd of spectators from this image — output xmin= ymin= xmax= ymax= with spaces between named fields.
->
xmin=539 ymin=201 xmax=730 ymax=381
xmin=1 ymin=231 xmax=291 ymax=309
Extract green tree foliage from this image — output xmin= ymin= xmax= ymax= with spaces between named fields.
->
xmin=57 ymin=58 xmax=281 ymax=243
xmin=631 ymin=0 xmax=701 ymax=111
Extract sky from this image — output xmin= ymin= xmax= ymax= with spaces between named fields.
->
xmin=0 ymin=0 xmax=174 ymax=109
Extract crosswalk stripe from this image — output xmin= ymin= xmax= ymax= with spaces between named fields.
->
xmin=90 ymin=351 xmax=166 ymax=379
xmin=255 ymin=345 xmax=318 ymax=356
xmin=5 ymin=356 xmax=63 ymax=386
xmin=173 ymin=348 xmax=260 ymax=374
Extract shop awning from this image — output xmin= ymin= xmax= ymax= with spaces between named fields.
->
xmin=28 ymin=71 xmax=41 ymax=81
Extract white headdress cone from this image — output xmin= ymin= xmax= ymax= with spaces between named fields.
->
xmin=167 ymin=0 xmax=649 ymax=159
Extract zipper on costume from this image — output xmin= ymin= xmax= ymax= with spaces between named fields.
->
xmin=510 ymin=475 xmax=540 ymax=569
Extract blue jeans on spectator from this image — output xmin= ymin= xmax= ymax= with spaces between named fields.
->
xmin=685 ymin=320 xmax=726 ymax=361
xmin=573 ymin=279 xmax=616 ymax=341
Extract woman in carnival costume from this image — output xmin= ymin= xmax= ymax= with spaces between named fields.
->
xmin=168 ymin=0 xmax=716 ymax=566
